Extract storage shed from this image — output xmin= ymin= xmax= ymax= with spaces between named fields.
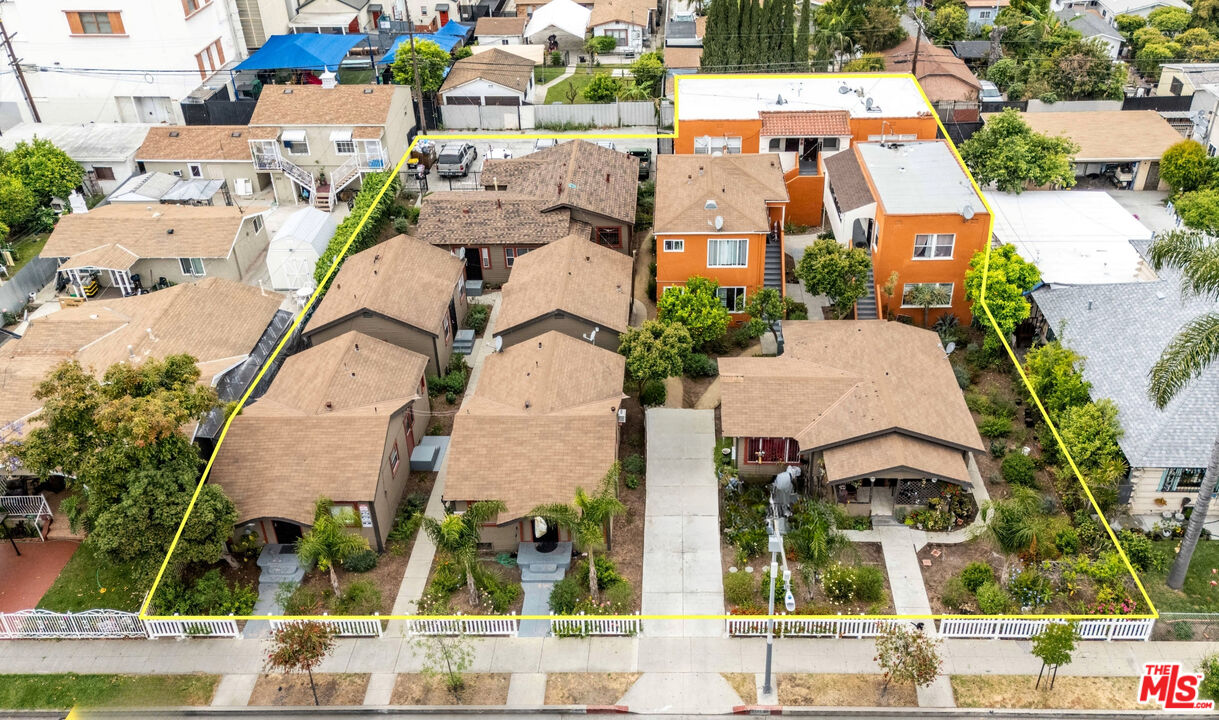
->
xmin=266 ymin=207 xmax=337 ymax=291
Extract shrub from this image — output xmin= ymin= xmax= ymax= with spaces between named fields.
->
xmin=1117 ymin=529 xmax=1165 ymax=572
xmin=1009 ymin=568 xmax=1053 ymax=609
xmin=445 ymin=391 xmax=457 ymax=404
xmin=684 ymin=352 xmax=719 ymax=377
xmin=724 ymin=570 xmax=756 ymax=607
xmin=941 ymin=576 xmax=971 ymax=612
xmin=549 ymin=576 xmax=582 ymax=614
xmin=278 ymin=585 xmax=322 ymax=615
xmin=820 ymin=564 xmax=882 ymax=604
xmin=404 ymin=205 xmax=420 ymax=224
xmin=759 ymin=567 xmax=788 ymax=604
xmin=953 ymin=364 xmax=971 ymax=390
xmin=480 ymin=572 xmax=522 ymax=613
xmin=730 ymin=526 xmax=769 ymax=558
xmin=335 ymin=579 xmax=382 ymax=614
xmin=577 ymin=556 xmax=623 ymax=590
xmin=853 ymin=566 xmax=885 ymax=603
xmin=976 ymin=581 xmax=1010 ymax=614
xmin=624 ymin=473 xmax=641 ymax=490
xmin=603 ymin=580 xmax=633 ymax=611
xmin=784 ymin=298 xmax=809 ymax=320
xmin=1001 ymin=452 xmax=1037 ymax=486
xmin=989 ymin=440 xmax=1007 ymax=458
xmin=1054 ymin=527 xmax=1080 ymax=555
xmin=430 ymin=559 xmax=464 ymax=594
xmin=1175 ymin=621 xmax=1195 ymax=641
xmin=342 ymin=548 xmax=378 ymax=573
xmin=959 ymin=562 xmax=994 ymax=593
xmin=465 ymin=303 xmax=490 ymax=334
xmin=158 ymin=570 xmax=258 ymax=616
xmin=978 ymin=415 xmax=1013 ymax=438
xmin=647 ymin=277 xmax=657 ymax=301
xmin=623 ymin=453 xmax=646 ymax=475
xmin=640 ymin=379 xmax=666 ymax=406
xmin=393 ymin=217 xmax=409 ymax=233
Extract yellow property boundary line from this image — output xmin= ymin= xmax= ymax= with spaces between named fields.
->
xmin=139 ymin=72 xmax=1156 ymax=623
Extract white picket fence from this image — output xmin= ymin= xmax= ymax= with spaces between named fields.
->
xmin=726 ymin=615 xmax=897 ymax=638
xmin=145 ymin=615 xmax=241 ymax=639
xmin=402 ymin=615 xmax=520 ymax=636
xmin=551 ymin=612 xmax=642 ymax=636
xmin=938 ymin=617 xmax=1154 ymax=641
xmin=269 ymin=615 xmax=384 ymax=638
xmin=0 ymin=609 xmax=147 ymax=639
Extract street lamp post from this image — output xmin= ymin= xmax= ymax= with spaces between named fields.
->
xmin=762 ymin=496 xmax=794 ymax=698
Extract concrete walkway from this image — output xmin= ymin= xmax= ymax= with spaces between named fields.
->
xmin=517 ymin=541 xmax=573 ymax=638
xmin=641 ymin=409 xmax=722 ymax=638
xmin=532 ymin=66 xmax=576 ymax=102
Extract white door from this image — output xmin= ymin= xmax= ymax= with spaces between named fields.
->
xmin=134 ymin=96 xmax=173 ymax=123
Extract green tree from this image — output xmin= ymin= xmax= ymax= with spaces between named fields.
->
xmin=906 ymin=283 xmax=952 ymax=328
xmin=582 ymin=73 xmax=624 ymax=102
xmin=1135 ymin=42 xmax=1175 ymax=75
xmin=0 ymin=138 xmax=84 ymax=205
xmin=744 ymin=287 xmax=786 ymax=346
xmin=874 ymin=625 xmax=943 ymax=696
xmin=929 ymin=3 xmax=969 ymax=42
xmin=657 ymin=276 xmax=731 ymax=346
xmin=1161 ymin=140 xmax=1215 ymax=194
xmin=1037 ymin=38 xmax=1127 ymax=100
xmin=0 ymin=174 xmax=36 ymax=231
xmin=1173 ymin=188 xmax=1219 ymax=234
xmin=794 ymin=236 xmax=872 ymax=319
xmin=1146 ymin=228 xmax=1219 ymax=589
xmin=414 ymin=632 xmax=475 ymax=693
xmin=1131 ymin=25 xmax=1167 ymax=52
xmin=843 ymin=53 xmax=886 ymax=71
xmin=265 ymin=621 xmax=337 ymax=706
xmin=390 ymin=39 xmax=452 ymax=94
xmin=296 ymin=499 xmax=371 ymax=594
xmin=618 ymin=319 xmax=694 ymax=395
xmin=630 ymin=52 xmax=665 ymax=97
xmin=1149 ymin=5 xmax=1191 ymax=34
xmin=1055 ymin=399 xmax=1125 ymax=512
xmin=960 ymin=109 xmax=1079 ymax=192
xmin=795 ymin=0 xmax=811 ymax=67
xmin=585 ymin=35 xmax=617 ymax=67
xmin=531 ymin=463 xmax=627 ymax=600
xmin=453 ymin=46 xmax=473 ymax=59
xmin=1030 ymin=622 xmax=1079 ymax=690
xmin=1114 ymin=13 xmax=1148 ymax=37
xmin=421 ymin=501 xmax=507 ymax=605
xmin=963 ymin=243 xmax=1042 ymax=354
xmin=1023 ymin=341 xmax=1092 ymax=420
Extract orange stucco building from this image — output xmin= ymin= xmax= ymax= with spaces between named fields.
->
xmin=673 ymin=75 xmax=939 ymax=226
xmin=653 ymin=154 xmax=789 ymax=315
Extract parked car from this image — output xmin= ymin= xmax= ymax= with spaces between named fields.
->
xmin=979 ymin=81 xmax=1004 ymax=102
xmin=488 ymin=148 xmax=513 ymax=160
xmin=627 ymin=148 xmax=652 ymax=180
xmin=436 ymin=143 xmax=478 ymax=177
xmin=596 ymin=140 xmax=617 ymax=151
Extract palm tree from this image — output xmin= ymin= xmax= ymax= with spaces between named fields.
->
xmin=906 ymin=284 xmax=952 ymax=328
xmin=1147 ymin=229 xmax=1219 ymax=589
xmin=531 ymin=463 xmax=627 ymax=601
xmin=297 ymin=499 xmax=371 ymax=594
xmin=421 ymin=500 xmax=506 ymax=605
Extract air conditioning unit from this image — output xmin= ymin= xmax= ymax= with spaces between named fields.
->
xmin=617 ymin=408 xmax=626 ymax=424
xmin=234 ymin=178 xmax=254 ymax=197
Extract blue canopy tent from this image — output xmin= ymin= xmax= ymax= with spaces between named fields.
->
xmin=378 ymin=22 xmax=473 ymax=63
xmin=235 ymin=33 xmax=370 ymax=72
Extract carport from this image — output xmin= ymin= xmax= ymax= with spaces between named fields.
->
xmin=234 ymin=33 xmax=369 ymax=73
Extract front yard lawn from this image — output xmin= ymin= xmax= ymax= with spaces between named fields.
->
xmin=37 ymin=539 xmax=147 ymax=613
xmin=0 ymin=673 xmax=217 ymax=709
xmin=951 ymin=675 xmax=1156 ymax=710
xmin=533 ymin=65 xmax=568 ymax=83
xmin=1139 ymin=540 xmax=1219 ymax=613
xmin=2 ymin=232 xmax=49 ymax=285
xmin=545 ymin=68 xmax=622 ymax=104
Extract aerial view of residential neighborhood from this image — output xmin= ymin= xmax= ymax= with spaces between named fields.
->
xmin=5 ymin=0 xmax=1219 ymax=717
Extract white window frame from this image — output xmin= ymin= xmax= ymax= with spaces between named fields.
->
xmin=334 ymin=139 xmax=355 ymax=155
xmin=900 ymin=282 xmax=954 ymax=308
xmin=179 ymin=257 xmax=206 ymax=277
xmin=480 ymin=247 xmax=491 ymax=268
xmin=707 ymin=237 xmax=748 ymax=268
xmin=251 ymin=215 xmax=264 ymax=234
xmin=694 ymin=135 xmax=742 ymax=155
xmin=283 ymin=132 xmax=309 ymax=156
xmin=716 ymin=286 xmax=747 ymax=312
xmin=913 ymin=233 xmax=955 ymax=260
xmin=663 ymin=238 xmax=684 ymax=252
xmin=188 ymin=163 xmax=203 ymax=178
xmin=867 ymin=133 xmax=917 ymax=141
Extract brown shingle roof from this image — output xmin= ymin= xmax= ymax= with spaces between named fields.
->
xmin=822 ymin=434 xmax=972 ymax=485
xmin=987 ymin=110 xmax=1183 ymax=161
xmin=719 ymin=320 xmax=983 ymax=454
xmin=759 ymin=110 xmax=851 ymax=137
xmin=249 ymin=84 xmax=401 ymax=126
xmin=306 ymin=234 xmax=465 ymax=338
xmin=882 ymin=38 xmax=981 ymax=102
xmin=136 ymin=126 xmax=252 ymax=162
xmin=590 ymin=0 xmax=653 ymax=26
xmin=654 ymin=154 xmax=788 ymax=233
xmin=416 ymin=192 xmax=576 ymax=246
xmin=443 ymin=331 xmax=625 ymax=520
xmin=496 ymin=234 xmax=633 ymax=336
xmin=440 ymin=49 xmax=535 ymax=95
xmin=665 ymin=46 xmax=703 ymax=68
xmin=0 ymin=278 xmax=283 ymax=431
xmin=475 ymin=15 xmax=528 ymax=34
xmin=480 ymin=140 xmax=639 ymax=225
xmin=42 ymin=204 xmax=256 ymax=262
xmin=823 ymin=149 xmax=875 ymax=212
xmin=209 ymin=331 xmax=429 ymax=526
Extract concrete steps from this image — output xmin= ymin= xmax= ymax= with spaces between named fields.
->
xmin=855 ymin=265 xmax=878 ymax=319
xmin=764 ymin=241 xmax=783 ymax=290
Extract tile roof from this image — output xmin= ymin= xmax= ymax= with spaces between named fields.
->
xmin=590 ymin=0 xmax=653 ymax=26
xmin=719 ymin=321 xmax=984 ymax=454
xmin=416 ymin=192 xmax=577 ymax=246
xmin=41 ymin=204 xmax=255 ymax=262
xmin=0 ymin=278 xmax=283 ymax=433
xmin=440 ymin=49 xmax=535 ymax=95
xmin=136 ymin=126 xmax=252 ymax=162
xmin=209 ymin=331 xmax=429 ymax=526
xmin=475 ymin=15 xmax=528 ymax=34
xmin=496 ymin=234 xmax=633 ymax=336
xmin=443 ymin=331 xmax=625 ymax=520
xmin=823 ymin=149 xmax=875 ymax=212
xmin=480 ymin=140 xmax=639 ymax=225
xmin=306 ymin=234 xmax=465 ymax=337
xmin=1032 ymin=241 xmax=1219 ymax=468
xmin=822 ymin=434 xmax=972 ymax=486
xmin=988 ymin=110 xmax=1184 ymax=161
xmin=249 ymin=84 xmax=401 ymax=126
xmin=664 ymin=46 xmax=702 ymax=68
xmin=759 ymin=110 xmax=851 ymax=137
xmin=654 ymin=154 xmax=788 ymax=233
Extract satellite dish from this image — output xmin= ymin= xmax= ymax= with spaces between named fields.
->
xmin=866 ymin=97 xmax=874 ymax=109
xmin=945 ymin=341 xmax=957 ymax=355
xmin=961 ymin=204 xmax=975 ymax=221
xmin=493 ymin=335 xmax=503 ymax=352
xmin=714 ymin=215 xmax=724 ymax=230
xmin=838 ymin=83 xmax=851 ymax=94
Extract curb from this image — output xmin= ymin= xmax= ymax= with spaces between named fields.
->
xmin=733 ymin=705 xmax=783 ymax=715
xmin=585 ymin=705 xmax=630 ymax=713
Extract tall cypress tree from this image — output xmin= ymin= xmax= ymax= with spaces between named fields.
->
xmin=722 ymin=0 xmax=740 ymax=71
xmin=795 ymin=0 xmax=810 ymax=68
xmin=780 ymin=0 xmax=795 ymax=66
xmin=735 ymin=0 xmax=751 ymax=72
xmin=763 ymin=0 xmax=781 ymax=70
xmin=701 ymin=0 xmax=722 ymax=70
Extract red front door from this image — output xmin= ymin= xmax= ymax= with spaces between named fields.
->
xmin=438 ymin=10 xmax=449 ymax=25
xmin=348 ymin=16 xmax=360 ymax=32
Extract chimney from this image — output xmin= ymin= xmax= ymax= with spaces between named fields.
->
xmin=146 ymin=327 xmax=158 ymax=342
xmin=497 ymin=198 xmax=502 ymax=209
xmin=605 ymin=173 xmax=610 ymax=184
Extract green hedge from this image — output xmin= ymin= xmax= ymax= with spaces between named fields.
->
xmin=312 ymin=169 xmax=401 ymax=289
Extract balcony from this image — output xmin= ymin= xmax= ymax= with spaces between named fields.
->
xmin=357 ymin=151 xmax=388 ymax=170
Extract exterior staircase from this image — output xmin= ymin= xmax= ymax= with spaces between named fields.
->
xmin=313 ymin=183 xmax=332 ymax=212
xmin=764 ymin=238 xmax=783 ymax=291
xmin=855 ymin=265 xmax=878 ymax=320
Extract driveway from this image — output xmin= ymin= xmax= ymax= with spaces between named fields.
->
xmin=641 ymin=408 xmax=723 ymax=637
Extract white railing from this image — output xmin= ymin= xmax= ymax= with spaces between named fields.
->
xmin=0 ymin=495 xmax=52 ymax=518
xmin=937 ymin=617 xmax=1154 ymax=641
xmin=328 ymin=156 xmax=361 ymax=196
xmin=726 ymin=615 xmax=897 ymax=638
xmin=269 ymin=614 xmax=383 ymax=637
xmin=145 ymin=614 xmax=241 ymax=639
xmin=551 ymin=612 xmax=642 ymax=637
xmin=358 ymin=150 xmax=388 ymax=170
xmin=402 ymin=614 xmax=519 ymax=636
xmin=0 ymin=609 xmax=146 ymax=639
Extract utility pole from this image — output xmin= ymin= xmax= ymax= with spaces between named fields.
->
xmin=910 ymin=22 xmax=922 ymax=79
xmin=402 ymin=4 xmax=427 ymax=133
xmin=0 ymin=20 xmax=40 ymax=123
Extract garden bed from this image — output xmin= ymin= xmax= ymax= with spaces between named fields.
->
xmin=392 ymin=673 xmax=510 ymax=705
xmin=918 ymin=539 xmax=1009 ymax=614
xmin=776 ymin=673 xmax=916 ymax=707
xmin=722 ymin=673 xmax=756 ymax=704
xmin=545 ymin=673 xmax=640 ymax=705
xmin=249 ymin=674 xmax=368 ymax=706
xmin=950 ymin=675 xmax=1156 ymax=710
xmin=420 ymin=552 xmax=524 ymax=616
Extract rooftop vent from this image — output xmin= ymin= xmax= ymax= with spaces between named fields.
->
xmin=230 ymin=131 xmax=242 ymax=138
xmin=364 ymin=88 xmax=374 ymax=94
xmin=168 ymin=131 xmax=180 ymax=138
xmin=283 ymin=88 xmax=293 ymax=94
xmin=704 ymin=199 xmax=717 ymax=209
xmin=166 ymin=228 xmax=175 ymax=234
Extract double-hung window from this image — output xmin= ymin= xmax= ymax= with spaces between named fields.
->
xmin=663 ymin=238 xmax=684 ymax=252
xmin=505 ymin=246 xmax=533 ymax=267
xmin=179 ymin=258 xmax=206 ymax=277
xmin=901 ymin=282 xmax=953 ymax=307
xmin=1160 ymin=468 xmax=1207 ymax=492
xmin=913 ymin=233 xmax=955 ymax=260
xmin=707 ymin=238 xmax=747 ymax=267
xmin=694 ymin=136 xmax=742 ymax=154
xmin=716 ymin=286 xmax=746 ymax=312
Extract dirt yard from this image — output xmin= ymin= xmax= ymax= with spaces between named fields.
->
xmin=722 ymin=673 xmax=757 ymax=704
xmin=951 ymin=676 xmax=1159 ymax=710
xmin=392 ymin=673 xmax=510 ymax=705
xmin=612 ymin=391 xmax=647 ymax=609
xmin=249 ymin=674 xmax=368 ymax=706
xmin=545 ymin=673 xmax=640 ymax=705
xmin=776 ymin=674 xmax=917 ymax=707
xmin=918 ymin=538 xmax=1010 ymax=614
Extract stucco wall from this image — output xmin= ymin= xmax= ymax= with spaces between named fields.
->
xmin=498 ymin=311 xmax=623 ymax=352
xmin=305 ymin=314 xmax=442 ymax=375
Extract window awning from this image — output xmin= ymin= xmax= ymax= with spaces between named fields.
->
xmin=329 ymin=129 xmax=353 ymax=142
xmin=282 ymin=130 xmax=307 ymax=143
